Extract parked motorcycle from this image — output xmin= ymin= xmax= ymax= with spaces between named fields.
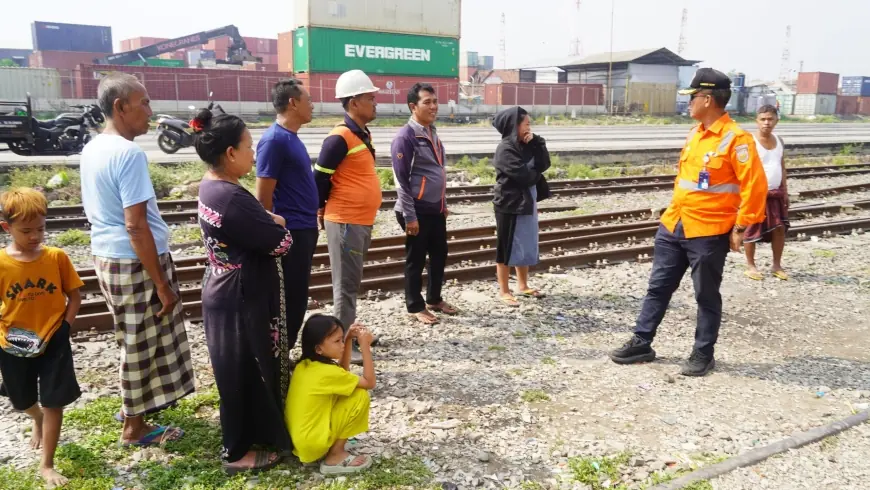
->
xmin=156 ymin=92 xmax=225 ymax=154
xmin=0 ymin=95 xmax=104 ymax=157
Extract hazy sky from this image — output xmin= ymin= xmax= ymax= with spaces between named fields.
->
xmin=1 ymin=0 xmax=867 ymax=81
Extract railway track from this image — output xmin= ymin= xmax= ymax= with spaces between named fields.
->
xmin=43 ymin=162 xmax=870 ymax=231
xmin=71 ymin=201 xmax=870 ymax=333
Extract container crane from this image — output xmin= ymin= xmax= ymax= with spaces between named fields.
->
xmin=96 ymin=25 xmax=261 ymax=66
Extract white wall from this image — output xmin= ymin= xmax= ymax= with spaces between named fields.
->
xmin=627 ymin=63 xmax=679 ymax=84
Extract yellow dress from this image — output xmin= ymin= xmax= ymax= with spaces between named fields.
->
xmin=285 ymin=359 xmax=371 ymax=463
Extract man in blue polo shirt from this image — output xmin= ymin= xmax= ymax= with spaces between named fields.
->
xmin=255 ymin=79 xmax=317 ymax=349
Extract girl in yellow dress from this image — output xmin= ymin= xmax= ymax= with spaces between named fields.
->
xmin=285 ymin=314 xmax=376 ymax=474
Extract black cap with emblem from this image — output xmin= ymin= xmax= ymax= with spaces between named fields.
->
xmin=679 ymin=68 xmax=732 ymax=95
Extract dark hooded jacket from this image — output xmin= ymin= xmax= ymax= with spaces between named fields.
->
xmin=491 ymin=107 xmax=551 ymax=215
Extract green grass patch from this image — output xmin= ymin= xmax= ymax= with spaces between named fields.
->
xmin=542 ymin=356 xmax=557 ymax=366
xmin=0 ymin=466 xmax=42 ymax=490
xmin=520 ymin=390 xmax=550 ymax=403
xmin=567 ymin=452 xmax=630 ymax=489
xmin=454 ymin=156 xmax=496 ymax=184
xmin=170 ymin=225 xmax=202 ymax=244
xmin=813 ymin=249 xmax=836 ymax=258
xmin=53 ymin=229 xmax=91 ymax=247
xmin=488 ymin=345 xmax=507 ymax=352
xmin=377 ymin=168 xmax=395 ymax=190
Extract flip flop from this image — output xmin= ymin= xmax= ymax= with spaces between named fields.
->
xmin=772 ymin=270 xmax=789 ymax=281
xmin=427 ymin=302 xmax=459 ymax=315
xmin=412 ymin=311 xmax=440 ymax=325
xmin=120 ymin=425 xmax=184 ymax=447
xmin=320 ymin=454 xmax=373 ymax=475
xmin=744 ymin=270 xmax=763 ymax=281
xmin=519 ymin=288 xmax=546 ymax=298
xmin=499 ymin=295 xmax=520 ymax=308
xmin=223 ymin=450 xmax=283 ymax=476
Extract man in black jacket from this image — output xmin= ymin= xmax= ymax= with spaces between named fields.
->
xmin=491 ymin=107 xmax=551 ymax=307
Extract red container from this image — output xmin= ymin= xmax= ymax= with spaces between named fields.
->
xmin=74 ymin=64 xmax=297 ymax=101
xmin=120 ymin=37 xmax=168 ymax=52
xmin=30 ymin=50 xmax=107 ymax=70
xmin=484 ymin=83 xmax=604 ymax=106
xmin=277 ymin=31 xmax=294 ymax=73
xmin=298 ymin=73 xmax=460 ymax=104
xmin=797 ymin=72 xmax=840 ymax=95
xmin=858 ymin=97 xmax=870 ymax=116
xmin=836 ymin=95 xmax=860 ymax=115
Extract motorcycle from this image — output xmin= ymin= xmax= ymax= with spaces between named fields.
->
xmin=0 ymin=95 xmax=104 ymax=157
xmin=156 ymin=92 xmax=225 ymax=154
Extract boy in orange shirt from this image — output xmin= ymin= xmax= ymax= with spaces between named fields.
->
xmin=0 ymin=188 xmax=83 ymax=489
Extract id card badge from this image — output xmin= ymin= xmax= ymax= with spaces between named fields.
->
xmin=698 ymin=170 xmax=710 ymax=190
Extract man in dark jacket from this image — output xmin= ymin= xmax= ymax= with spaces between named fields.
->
xmin=491 ymin=107 xmax=551 ymax=307
xmin=391 ymin=83 xmax=458 ymax=324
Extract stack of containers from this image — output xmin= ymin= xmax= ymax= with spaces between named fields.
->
xmin=794 ymin=72 xmax=838 ymax=116
xmin=289 ymin=0 xmax=461 ymax=104
xmin=840 ymin=76 xmax=870 ymax=116
xmin=29 ymin=21 xmax=114 ymax=97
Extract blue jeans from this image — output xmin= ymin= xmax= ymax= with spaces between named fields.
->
xmin=634 ymin=222 xmax=730 ymax=356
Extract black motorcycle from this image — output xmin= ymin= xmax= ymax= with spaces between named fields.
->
xmin=0 ymin=95 xmax=104 ymax=157
xmin=156 ymin=93 xmax=225 ymax=154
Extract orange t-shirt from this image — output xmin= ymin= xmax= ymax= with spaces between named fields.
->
xmin=0 ymin=247 xmax=83 ymax=356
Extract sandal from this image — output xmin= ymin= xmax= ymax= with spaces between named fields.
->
xmin=412 ymin=310 xmax=439 ymax=325
xmin=223 ymin=450 xmax=283 ymax=476
xmin=499 ymin=295 xmax=520 ymax=308
xmin=519 ymin=288 xmax=546 ymax=299
xmin=772 ymin=270 xmax=789 ymax=281
xmin=320 ymin=454 xmax=373 ymax=475
xmin=744 ymin=270 xmax=764 ymax=281
xmin=427 ymin=301 xmax=459 ymax=315
xmin=120 ymin=425 xmax=184 ymax=447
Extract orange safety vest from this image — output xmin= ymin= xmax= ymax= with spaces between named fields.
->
xmin=321 ymin=124 xmax=383 ymax=226
xmin=660 ymin=113 xmax=768 ymax=238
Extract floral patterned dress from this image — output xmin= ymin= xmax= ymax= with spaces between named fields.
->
xmin=197 ymin=178 xmax=293 ymax=463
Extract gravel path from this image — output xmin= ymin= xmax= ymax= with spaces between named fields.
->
xmin=2 ymin=216 xmax=868 ymax=488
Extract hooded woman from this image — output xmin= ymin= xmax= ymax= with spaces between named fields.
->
xmin=491 ymin=107 xmax=551 ymax=306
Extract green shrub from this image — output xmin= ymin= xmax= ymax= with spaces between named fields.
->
xmin=54 ymin=229 xmax=91 ymax=247
xmin=377 ymin=168 xmax=395 ymax=190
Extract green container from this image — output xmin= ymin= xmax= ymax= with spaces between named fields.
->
xmin=127 ymin=58 xmax=186 ymax=67
xmin=294 ymin=27 xmax=458 ymax=77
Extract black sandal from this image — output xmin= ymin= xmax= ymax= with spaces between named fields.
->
xmin=223 ymin=450 xmax=283 ymax=476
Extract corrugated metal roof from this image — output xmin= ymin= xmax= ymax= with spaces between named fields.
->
xmin=519 ymin=47 xmax=699 ymax=70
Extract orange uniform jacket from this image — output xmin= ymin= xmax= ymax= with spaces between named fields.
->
xmin=661 ymin=113 xmax=768 ymax=238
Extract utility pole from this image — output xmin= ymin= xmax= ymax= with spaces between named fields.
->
xmin=569 ymin=0 xmax=583 ymax=57
xmin=607 ymin=0 xmax=615 ymax=112
xmin=677 ymin=8 xmax=688 ymax=55
xmin=499 ymin=12 xmax=507 ymax=69
xmin=779 ymin=25 xmax=792 ymax=81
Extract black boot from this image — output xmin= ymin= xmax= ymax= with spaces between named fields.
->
xmin=609 ymin=334 xmax=656 ymax=365
xmin=681 ymin=349 xmax=715 ymax=377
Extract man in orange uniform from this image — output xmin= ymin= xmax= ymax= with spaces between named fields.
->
xmin=610 ymin=68 xmax=768 ymax=376
xmin=314 ymin=70 xmax=383 ymax=364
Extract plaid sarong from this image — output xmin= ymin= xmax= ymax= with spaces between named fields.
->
xmin=744 ymin=188 xmax=790 ymax=243
xmin=93 ymin=253 xmax=195 ymax=416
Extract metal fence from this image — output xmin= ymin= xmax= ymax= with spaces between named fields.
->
xmin=3 ymin=67 xmax=692 ymax=117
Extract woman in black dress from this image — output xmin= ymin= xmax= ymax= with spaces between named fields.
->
xmin=193 ymin=110 xmax=294 ymax=474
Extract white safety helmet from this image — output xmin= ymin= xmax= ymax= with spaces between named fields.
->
xmin=335 ymin=70 xmax=380 ymax=99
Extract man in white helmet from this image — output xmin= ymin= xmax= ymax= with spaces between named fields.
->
xmin=314 ymin=70 xmax=382 ymax=364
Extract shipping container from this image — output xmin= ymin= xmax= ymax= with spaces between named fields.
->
xmin=297 ymin=72 xmax=459 ymax=103
xmin=859 ymin=98 xmax=870 ymax=116
xmin=796 ymin=72 xmax=839 ymax=95
xmin=836 ymin=95 xmax=860 ymax=116
xmin=793 ymin=93 xmax=837 ymax=115
xmin=481 ymin=55 xmax=494 ymax=70
xmin=731 ymin=73 xmax=746 ymax=88
xmin=76 ymin=64 xmax=300 ymax=102
xmin=241 ymin=62 xmax=280 ymax=72
xmin=293 ymin=27 xmax=458 ymax=77
xmin=0 ymin=48 xmax=32 ymax=67
xmin=293 ymin=0 xmax=460 ymax=38
xmin=29 ymin=50 xmax=108 ymax=70
xmin=32 ymin=21 xmax=113 ymax=54
xmin=0 ymin=67 xmax=62 ymax=100
xmin=625 ymin=82 xmax=677 ymax=114
xmin=840 ymin=76 xmax=870 ymax=97
xmin=483 ymin=83 xmax=604 ymax=107
xmin=776 ymin=93 xmax=795 ymax=116
xmin=463 ymin=51 xmax=478 ymax=67
xmin=277 ymin=31 xmax=295 ymax=73
xmin=128 ymin=58 xmax=186 ymax=68
xmin=120 ymin=37 xmax=169 ymax=52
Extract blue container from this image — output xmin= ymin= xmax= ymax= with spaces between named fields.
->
xmin=841 ymin=76 xmax=870 ymax=97
xmin=731 ymin=73 xmax=746 ymax=88
xmin=481 ymin=55 xmax=494 ymax=70
xmin=32 ymin=21 xmax=113 ymax=54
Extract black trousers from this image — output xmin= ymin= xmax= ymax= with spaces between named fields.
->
xmin=395 ymin=212 xmax=448 ymax=313
xmin=634 ymin=222 xmax=730 ymax=356
xmin=282 ymin=228 xmax=319 ymax=350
